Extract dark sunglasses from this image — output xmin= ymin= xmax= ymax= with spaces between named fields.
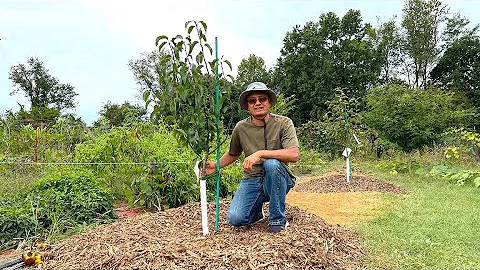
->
xmin=247 ymin=96 xmax=269 ymax=105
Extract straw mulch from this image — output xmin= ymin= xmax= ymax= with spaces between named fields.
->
xmin=44 ymin=200 xmax=365 ymax=269
xmin=294 ymin=173 xmax=408 ymax=194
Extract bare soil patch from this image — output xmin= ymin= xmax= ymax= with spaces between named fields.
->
xmin=114 ymin=203 xmax=148 ymax=218
xmin=287 ymin=191 xmax=383 ymax=225
xmin=43 ymin=200 xmax=364 ymax=269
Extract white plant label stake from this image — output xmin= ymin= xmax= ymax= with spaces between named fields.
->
xmin=342 ymin=147 xmax=352 ymax=183
xmin=344 ymin=104 xmax=353 ymax=183
xmin=194 ymin=161 xmax=208 ymax=235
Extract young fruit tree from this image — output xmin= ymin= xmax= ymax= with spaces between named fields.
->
xmin=143 ymin=20 xmax=233 ymax=176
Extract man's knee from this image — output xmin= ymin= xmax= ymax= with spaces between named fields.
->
xmin=262 ymin=159 xmax=282 ymax=173
xmin=228 ymin=210 xmax=246 ymax=226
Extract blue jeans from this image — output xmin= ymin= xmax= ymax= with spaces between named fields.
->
xmin=228 ymin=159 xmax=293 ymax=226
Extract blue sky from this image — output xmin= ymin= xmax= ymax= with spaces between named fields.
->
xmin=1 ymin=0 xmax=478 ymax=125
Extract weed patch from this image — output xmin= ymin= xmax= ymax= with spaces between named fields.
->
xmin=0 ymin=170 xmax=115 ymax=249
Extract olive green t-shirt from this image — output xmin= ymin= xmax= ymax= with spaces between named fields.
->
xmin=228 ymin=113 xmax=299 ymax=180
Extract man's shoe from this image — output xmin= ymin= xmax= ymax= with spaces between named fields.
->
xmin=268 ymin=220 xmax=289 ymax=233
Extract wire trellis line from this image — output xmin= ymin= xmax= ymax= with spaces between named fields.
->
xmin=0 ymin=161 xmax=191 ymax=165
xmin=0 ymin=161 xmax=325 ymax=167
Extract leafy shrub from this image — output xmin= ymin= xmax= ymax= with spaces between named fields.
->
xmin=363 ymin=84 xmax=476 ymax=152
xmin=296 ymin=88 xmax=381 ymax=159
xmin=297 ymin=120 xmax=340 ymax=156
xmin=416 ymin=163 xmax=480 ymax=187
xmin=0 ymin=169 xmax=114 ymax=248
xmin=74 ymin=122 xmax=242 ymax=209
xmin=377 ymin=160 xmax=412 ymax=175
xmin=290 ymin=148 xmax=326 ymax=175
xmin=455 ymin=128 xmax=480 ymax=161
xmin=48 ymin=114 xmax=88 ymax=156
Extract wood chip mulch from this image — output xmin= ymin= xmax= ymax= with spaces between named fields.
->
xmin=294 ymin=173 xmax=408 ymax=194
xmin=43 ymin=200 xmax=365 ymax=269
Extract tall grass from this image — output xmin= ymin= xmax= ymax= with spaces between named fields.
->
xmin=0 ymin=165 xmax=49 ymax=198
xmin=357 ymin=161 xmax=480 ymax=269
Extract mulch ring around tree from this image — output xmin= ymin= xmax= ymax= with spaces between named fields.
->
xmin=43 ymin=200 xmax=365 ymax=269
xmin=294 ymin=172 xmax=408 ymax=194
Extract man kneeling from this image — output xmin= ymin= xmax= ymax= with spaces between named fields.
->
xmin=204 ymin=82 xmax=299 ymax=233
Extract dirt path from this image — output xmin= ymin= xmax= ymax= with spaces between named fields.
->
xmin=287 ymin=191 xmax=383 ymax=225
xmin=287 ymin=172 xmax=407 ymax=225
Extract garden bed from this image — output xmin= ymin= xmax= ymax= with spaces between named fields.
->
xmin=43 ymin=200 xmax=365 ymax=269
xmin=294 ymin=172 xmax=408 ymax=194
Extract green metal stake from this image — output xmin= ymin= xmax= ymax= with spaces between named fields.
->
xmin=344 ymin=104 xmax=352 ymax=183
xmin=214 ymin=37 xmax=221 ymax=231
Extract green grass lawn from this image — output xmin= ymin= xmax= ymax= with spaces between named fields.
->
xmin=356 ymin=161 xmax=480 ymax=269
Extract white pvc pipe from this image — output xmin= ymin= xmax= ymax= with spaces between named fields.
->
xmin=346 ymin=155 xmax=351 ymax=183
xmin=200 ymin=179 xmax=209 ymax=235
xmin=194 ymin=161 xmax=208 ymax=235
xmin=342 ymin=148 xmax=352 ymax=183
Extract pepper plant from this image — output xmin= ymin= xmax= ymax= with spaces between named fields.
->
xmin=143 ymin=21 xmax=233 ymax=170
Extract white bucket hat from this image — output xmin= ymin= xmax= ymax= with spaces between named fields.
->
xmin=238 ymin=82 xmax=277 ymax=110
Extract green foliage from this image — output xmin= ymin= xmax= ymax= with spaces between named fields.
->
xmin=17 ymin=106 xmax=60 ymax=126
xmin=436 ymin=128 xmax=480 ymax=162
xmin=130 ymin=163 xmax=170 ymax=211
xmin=443 ymin=146 xmax=460 ymax=160
xmin=0 ymin=110 xmax=87 ymax=164
xmin=129 ymin=50 xmax=169 ymax=94
xmin=235 ymin=54 xmax=271 ymax=90
xmin=443 ymin=13 xmax=479 ymax=48
xmin=374 ymin=152 xmax=480 ymax=188
xmin=297 ymin=89 xmax=366 ymax=158
xmin=276 ymin=9 xmax=383 ymax=124
xmin=74 ymin=122 xmax=241 ymax=209
xmin=93 ymin=101 xmax=147 ymax=128
xmin=416 ymin=163 xmax=480 ymax=187
xmin=363 ymin=84 xmax=475 ymax=152
xmin=430 ymin=36 xmax=480 ymax=114
xmin=74 ymin=123 xmax=170 ymax=204
xmin=376 ymin=159 xmax=415 ymax=175
xmin=401 ymin=0 xmax=447 ymax=88
xmin=8 ymin=57 xmax=78 ymax=122
xmin=1 ymin=124 xmax=36 ymax=161
xmin=270 ymin=93 xmax=296 ymax=117
xmin=146 ymin=20 xmax=233 ymax=162
xmin=458 ymin=129 xmax=480 ymax=160
xmin=375 ymin=19 xmax=403 ymax=84
xmin=211 ymin=162 xmax=243 ymax=199
xmin=48 ymin=114 xmax=88 ymax=156
xmin=135 ymin=130 xmax=199 ymax=208
xmin=290 ymin=148 xmax=326 ymax=175
xmin=297 ymin=121 xmax=336 ymax=156
xmin=0 ymin=170 xmax=114 ymax=248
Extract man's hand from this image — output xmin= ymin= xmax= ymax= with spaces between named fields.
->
xmin=202 ymin=161 xmax=216 ymax=176
xmin=201 ymin=152 xmax=241 ymax=175
xmin=243 ymin=152 xmax=263 ymax=171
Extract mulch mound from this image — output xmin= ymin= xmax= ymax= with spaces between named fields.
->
xmin=294 ymin=173 xmax=408 ymax=194
xmin=44 ymin=200 xmax=365 ymax=269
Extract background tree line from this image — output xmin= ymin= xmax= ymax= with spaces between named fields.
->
xmin=3 ymin=0 xmax=479 ymax=154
